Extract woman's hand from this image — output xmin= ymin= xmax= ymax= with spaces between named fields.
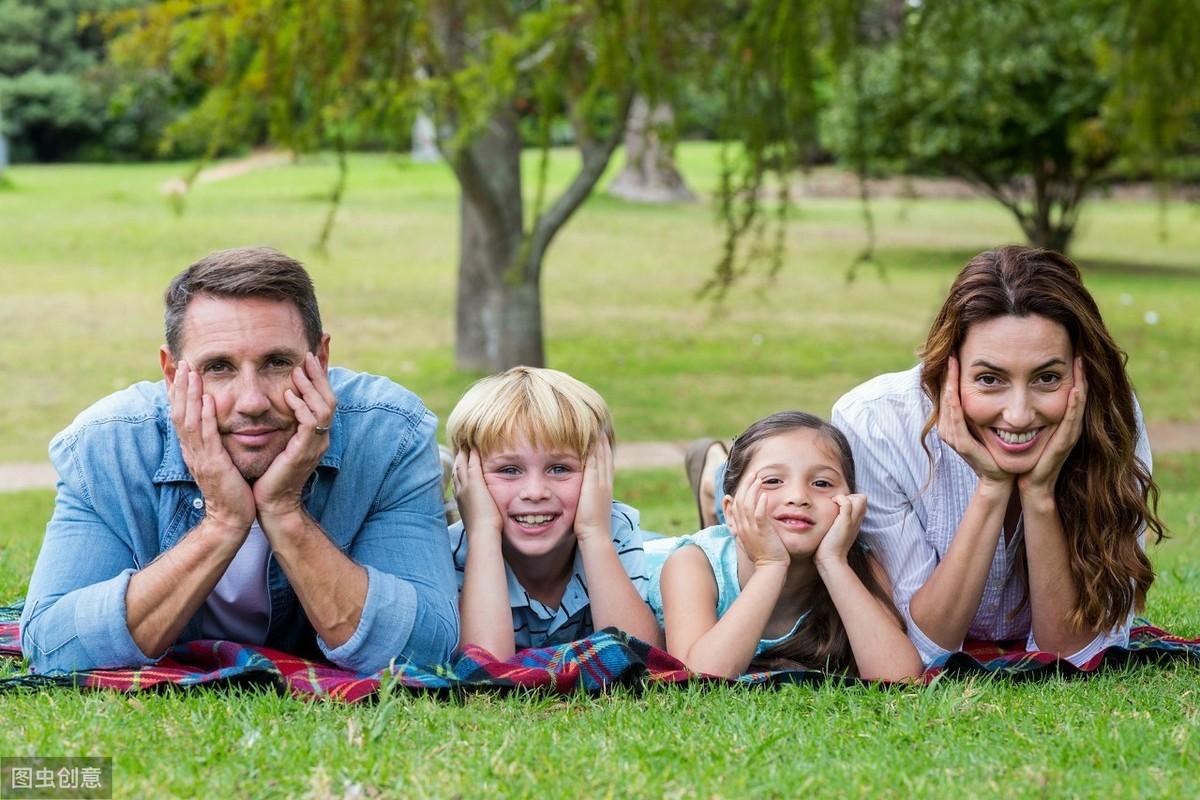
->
xmin=1019 ymin=356 xmax=1087 ymax=498
xmin=452 ymin=449 xmax=503 ymax=540
xmin=573 ymin=437 xmax=614 ymax=543
xmin=814 ymin=493 xmax=867 ymax=569
xmin=939 ymin=356 xmax=1012 ymax=486
xmin=726 ymin=474 xmax=789 ymax=569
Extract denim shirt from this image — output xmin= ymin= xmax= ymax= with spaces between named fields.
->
xmin=20 ymin=367 xmax=459 ymax=675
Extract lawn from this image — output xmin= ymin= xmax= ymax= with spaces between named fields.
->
xmin=1 ymin=146 xmax=1198 ymax=798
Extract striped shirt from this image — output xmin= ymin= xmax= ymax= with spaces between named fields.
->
xmin=448 ymin=500 xmax=649 ymax=650
xmin=832 ymin=364 xmax=1150 ymax=667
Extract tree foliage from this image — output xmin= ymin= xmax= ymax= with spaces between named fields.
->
xmin=0 ymin=0 xmax=200 ymax=161
xmin=819 ymin=0 xmax=1200 ymax=254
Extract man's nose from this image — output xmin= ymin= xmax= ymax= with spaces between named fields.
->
xmin=233 ymin=371 xmax=273 ymax=417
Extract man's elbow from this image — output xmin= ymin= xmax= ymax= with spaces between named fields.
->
xmin=402 ymin=593 xmax=459 ymax=665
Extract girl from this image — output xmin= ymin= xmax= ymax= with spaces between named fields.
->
xmin=648 ymin=412 xmax=923 ymax=680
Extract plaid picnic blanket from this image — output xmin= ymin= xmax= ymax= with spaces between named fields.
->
xmin=1 ymin=601 xmax=1196 ymax=700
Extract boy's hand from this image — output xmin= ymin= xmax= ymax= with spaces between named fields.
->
xmin=453 ymin=449 xmax=503 ymax=540
xmin=574 ymin=437 xmax=614 ymax=543
xmin=814 ymin=493 xmax=867 ymax=569
xmin=727 ymin=474 xmax=789 ymax=569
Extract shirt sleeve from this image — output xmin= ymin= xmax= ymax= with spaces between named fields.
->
xmin=20 ymin=433 xmax=161 ymax=674
xmin=611 ymin=501 xmax=649 ymax=601
xmin=316 ymin=408 xmax=460 ymax=673
xmin=833 ymin=394 xmax=955 ymax=666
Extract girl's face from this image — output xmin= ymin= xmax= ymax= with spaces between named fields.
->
xmin=728 ymin=427 xmax=851 ymax=556
xmin=957 ymin=314 xmax=1075 ymax=475
xmin=482 ymin=435 xmax=584 ymax=561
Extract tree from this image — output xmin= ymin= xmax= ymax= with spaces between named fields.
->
xmin=820 ymin=0 xmax=1200 ymax=254
xmin=111 ymin=0 xmax=857 ymax=369
xmin=607 ymin=97 xmax=697 ymax=204
xmin=113 ymin=1 xmax=701 ymax=370
xmin=0 ymin=0 xmax=106 ymax=162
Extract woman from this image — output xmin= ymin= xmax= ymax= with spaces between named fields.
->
xmin=831 ymin=245 xmax=1164 ymax=666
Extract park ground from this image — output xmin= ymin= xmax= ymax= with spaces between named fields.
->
xmin=0 ymin=144 xmax=1198 ymax=797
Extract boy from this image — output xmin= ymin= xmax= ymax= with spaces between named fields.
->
xmin=447 ymin=367 xmax=662 ymax=657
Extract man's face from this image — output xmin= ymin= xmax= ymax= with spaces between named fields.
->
xmin=160 ymin=294 xmax=329 ymax=481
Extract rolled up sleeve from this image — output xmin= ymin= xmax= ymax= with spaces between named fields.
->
xmin=316 ymin=411 xmax=458 ymax=673
xmin=20 ymin=438 xmax=159 ymax=674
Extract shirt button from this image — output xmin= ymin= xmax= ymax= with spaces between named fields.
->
xmin=193 ymin=497 xmax=204 ymax=510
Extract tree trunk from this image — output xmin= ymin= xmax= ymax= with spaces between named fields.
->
xmin=608 ymin=96 xmax=696 ymax=204
xmin=1022 ymin=203 xmax=1080 ymax=253
xmin=454 ymin=109 xmax=545 ymax=371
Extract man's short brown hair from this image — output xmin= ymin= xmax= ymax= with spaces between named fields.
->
xmin=164 ymin=246 xmax=323 ymax=355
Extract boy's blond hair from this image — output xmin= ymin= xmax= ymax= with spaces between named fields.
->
xmin=446 ymin=366 xmax=614 ymax=458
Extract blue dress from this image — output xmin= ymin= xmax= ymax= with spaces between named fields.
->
xmin=645 ymin=526 xmax=808 ymax=656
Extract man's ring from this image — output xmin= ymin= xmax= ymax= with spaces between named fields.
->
xmin=314 ymin=425 xmax=331 ymax=434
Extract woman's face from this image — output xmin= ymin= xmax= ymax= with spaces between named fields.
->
xmin=957 ymin=314 xmax=1076 ymax=475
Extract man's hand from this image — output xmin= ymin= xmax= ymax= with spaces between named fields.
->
xmin=254 ymin=352 xmax=337 ymax=520
xmin=453 ymin=449 xmax=504 ymax=540
xmin=814 ymin=493 xmax=867 ymax=569
xmin=170 ymin=360 xmax=255 ymax=537
xmin=726 ymin=474 xmax=789 ymax=570
xmin=573 ymin=437 xmax=614 ymax=543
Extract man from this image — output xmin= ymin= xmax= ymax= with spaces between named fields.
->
xmin=20 ymin=247 xmax=459 ymax=674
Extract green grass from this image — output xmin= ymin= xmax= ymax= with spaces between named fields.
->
xmin=1 ymin=144 xmax=1199 ymax=461
xmin=1 ymin=146 xmax=1199 ymax=797
xmin=2 ymin=455 xmax=1198 ymax=798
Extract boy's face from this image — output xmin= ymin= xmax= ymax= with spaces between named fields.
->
xmin=481 ymin=435 xmax=584 ymax=561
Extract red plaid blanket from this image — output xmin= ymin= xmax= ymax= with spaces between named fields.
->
xmin=1 ymin=604 xmax=1196 ymax=701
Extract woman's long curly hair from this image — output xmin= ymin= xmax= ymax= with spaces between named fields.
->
xmin=918 ymin=246 xmax=1164 ymax=631
xmin=722 ymin=412 xmax=905 ymax=676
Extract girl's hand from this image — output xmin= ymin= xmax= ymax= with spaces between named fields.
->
xmin=814 ymin=493 xmax=867 ymax=568
xmin=452 ymin=449 xmax=503 ymax=540
xmin=726 ymin=475 xmax=789 ymax=569
xmin=574 ymin=437 xmax=614 ymax=543
xmin=939 ymin=356 xmax=1011 ymax=486
xmin=1019 ymin=356 xmax=1087 ymax=497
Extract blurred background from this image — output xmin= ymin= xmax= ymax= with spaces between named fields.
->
xmin=2 ymin=0 xmax=1198 ymax=498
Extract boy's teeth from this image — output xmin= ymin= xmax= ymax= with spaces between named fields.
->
xmin=996 ymin=429 xmax=1036 ymax=445
xmin=514 ymin=514 xmax=553 ymax=525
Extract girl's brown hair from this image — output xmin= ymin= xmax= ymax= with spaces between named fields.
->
xmin=721 ymin=411 xmax=905 ymax=676
xmin=918 ymin=246 xmax=1164 ymax=632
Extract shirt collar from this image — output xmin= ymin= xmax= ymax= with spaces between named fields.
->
xmin=504 ymin=545 xmax=590 ymax=619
